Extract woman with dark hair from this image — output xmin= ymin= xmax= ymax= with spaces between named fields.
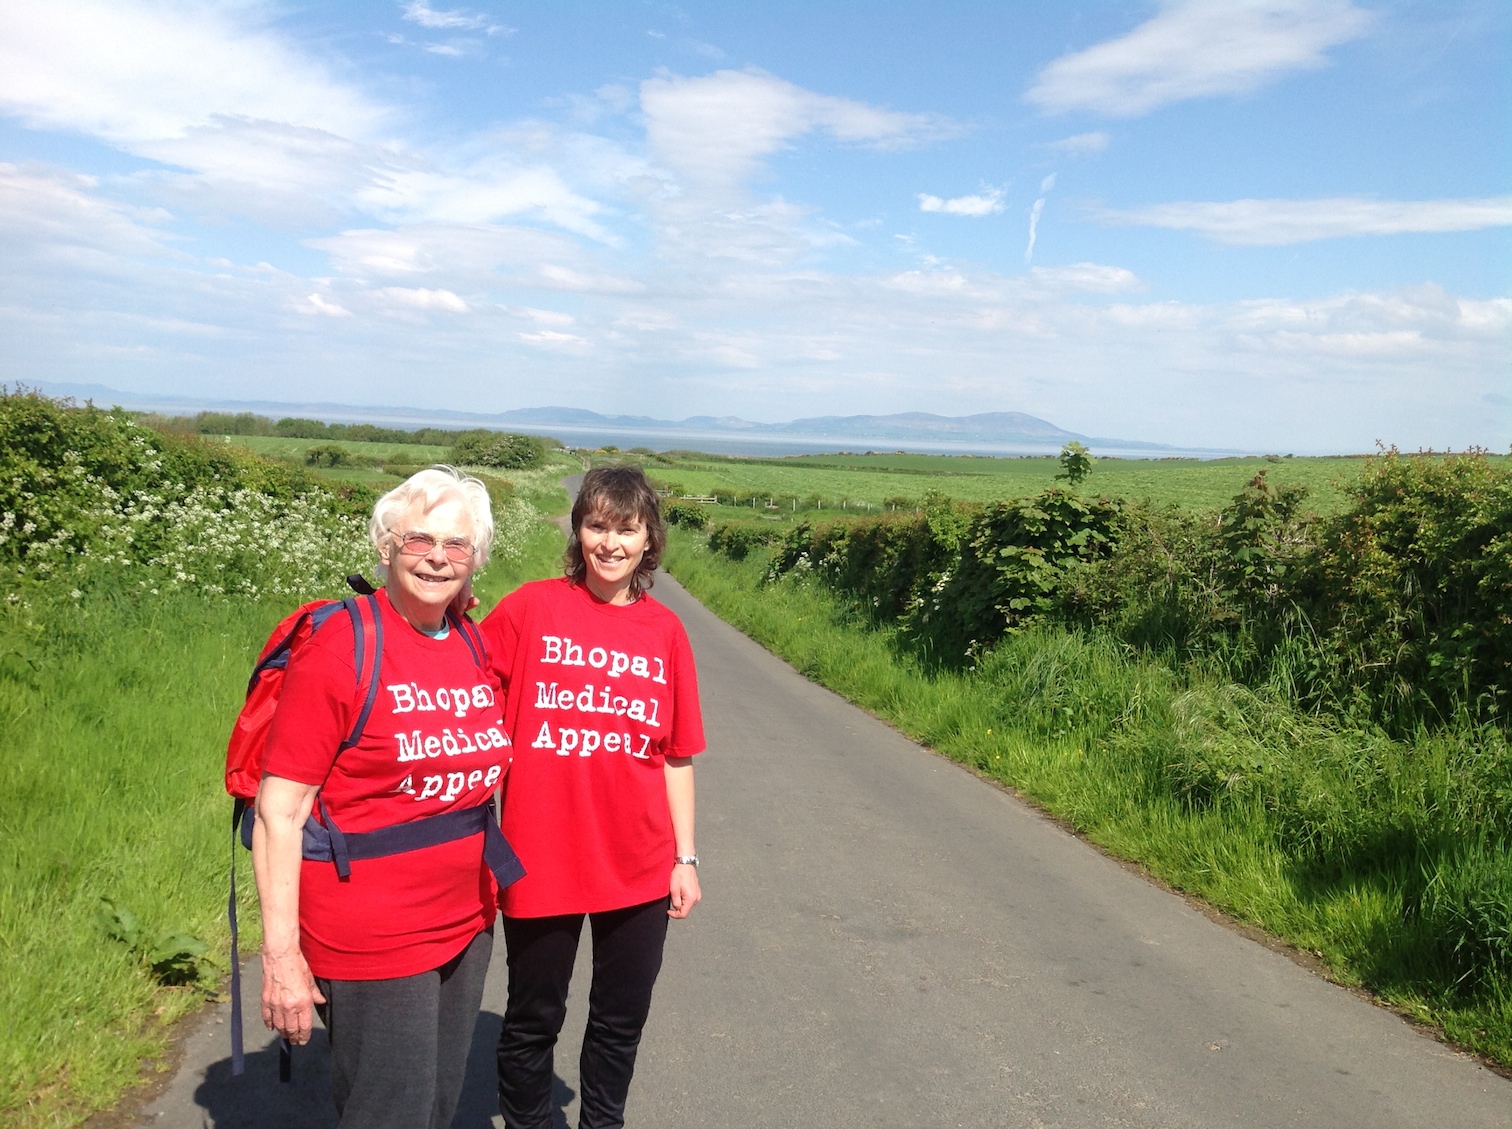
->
xmin=480 ymin=464 xmax=705 ymax=1129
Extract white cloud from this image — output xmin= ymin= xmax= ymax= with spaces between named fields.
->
xmin=519 ymin=329 xmax=590 ymax=349
xmin=1096 ymin=195 xmax=1512 ymax=244
xmin=1025 ymin=1 xmax=1373 ymax=117
xmin=306 ymin=224 xmax=590 ymax=285
xmin=377 ymin=287 xmax=469 ymax=313
xmin=0 ymin=1 xmax=389 ymax=144
xmin=357 ymin=161 xmax=613 ymax=239
xmin=501 ymin=306 xmax=575 ymax=327
xmin=0 ymin=163 xmax=175 ymax=257
xmin=1045 ymin=132 xmax=1110 ymax=155
xmin=1024 ymin=176 xmax=1057 ymax=264
xmin=1028 ymin=263 xmax=1142 ymax=293
xmin=402 ymin=3 xmax=511 ymax=35
xmin=1024 ymin=199 xmax=1046 ymax=265
xmin=295 ymin=293 xmax=352 ymax=317
xmin=640 ymin=68 xmax=956 ymax=192
xmin=918 ymin=189 xmax=1003 ymax=217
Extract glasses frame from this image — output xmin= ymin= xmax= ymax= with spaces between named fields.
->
xmin=387 ymin=529 xmax=477 ymax=563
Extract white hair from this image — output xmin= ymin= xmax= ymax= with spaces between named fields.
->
xmin=369 ymin=465 xmax=495 ymax=580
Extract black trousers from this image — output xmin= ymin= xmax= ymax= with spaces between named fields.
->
xmin=497 ymin=897 xmax=671 ymax=1129
xmin=314 ymin=926 xmax=492 ymax=1129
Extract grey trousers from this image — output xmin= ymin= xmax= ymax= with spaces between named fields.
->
xmin=315 ymin=927 xmax=493 ymax=1129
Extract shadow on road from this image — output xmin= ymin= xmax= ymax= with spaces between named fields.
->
xmin=191 ymin=1037 xmax=335 ymax=1128
xmin=188 ymin=1010 xmax=574 ymax=1129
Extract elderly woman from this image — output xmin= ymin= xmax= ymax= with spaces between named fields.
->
xmin=253 ymin=465 xmax=522 ymax=1129
xmin=481 ymin=464 xmax=705 ymax=1129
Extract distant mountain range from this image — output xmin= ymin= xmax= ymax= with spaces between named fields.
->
xmin=23 ymin=381 xmax=1239 ymax=457
xmin=499 ymin=406 xmax=1101 ymax=445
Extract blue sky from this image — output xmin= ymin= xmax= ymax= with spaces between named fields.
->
xmin=0 ymin=1 xmax=1507 ymax=452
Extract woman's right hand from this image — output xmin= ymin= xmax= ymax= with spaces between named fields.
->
xmin=252 ymin=774 xmax=324 ymax=1044
xmin=260 ymin=946 xmax=326 ymax=1044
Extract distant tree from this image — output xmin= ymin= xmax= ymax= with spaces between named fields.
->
xmin=193 ymin=411 xmax=274 ymax=436
xmin=276 ymin=417 xmax=331 ymax=440
xmin=449 ymin=430 xmax=547 ymax=469
xmin=1056 ymin=441 xmax=1093 ymax=487
xmin=304 ymin=443 xmax=351 ymax=468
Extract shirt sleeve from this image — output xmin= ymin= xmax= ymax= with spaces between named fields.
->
xmin=664 ymin=617 xmax=706 ymax=758
xmin=262 ymin=627 xmax=358 ymax=787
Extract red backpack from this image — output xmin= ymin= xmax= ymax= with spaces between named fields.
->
xmin=225 ymin=581 xmax=383 ymax=808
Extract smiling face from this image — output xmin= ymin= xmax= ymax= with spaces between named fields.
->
xmin=577 ymin=508 xmax=649 ymax=605
xmin=380 ymin=495 xmax=477 ymax=630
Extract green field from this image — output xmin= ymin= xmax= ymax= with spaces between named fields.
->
xmin=224 ymin=434 xmax=456 ymax=464
xmin=214 ymin=434 xmax=584 ymax=511
xmin=637 ymin=450 xmax=1378 ymax=514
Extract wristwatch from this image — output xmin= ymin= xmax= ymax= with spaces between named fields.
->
xmin=674 ymin=854 xmax=699 ymax=867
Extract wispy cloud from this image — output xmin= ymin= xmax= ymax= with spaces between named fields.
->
xmin=1096 ymin=195 xmax=1512 ymax=245
xmin=1024 ymin=200 xmax=1044 ymax=263
xmin=1025 ymin=1 xmax=1373 ymax=117
xmin=918 ymin=188 xmax=1003 ymax=217
xmin=640 ymin=68 xmax=957 ymax=192
xmin=295 ymin=293 xmax=352 ymax=317
xmin=1044 ymin=131 xmax=1109 ymax=155
xmin=401 ymin=3 xmax=512 ymax=35
xmin=0 ymin=0 xmax=389 ymax=144
xmin=1024 ymin=174 xmax=1056 ymax=264
xmin=377 ymin=286 xmax=470 ymax=313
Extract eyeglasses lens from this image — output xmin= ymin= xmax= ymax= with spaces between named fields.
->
xmin=397 ymin=533 xmax=474 ymax=561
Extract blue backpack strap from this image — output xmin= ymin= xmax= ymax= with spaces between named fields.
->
xmin=448 ymin=609 xmax=486 ymax=669
xmin=313 ymin=796 xmax=353 ymax=880
xmin=300 ymin=802 xmax=525 ymax=889
xmin=340 ymin=594 xmax=383 ymax=751
xmin=247 ymin=608 xmax=316 ymax=695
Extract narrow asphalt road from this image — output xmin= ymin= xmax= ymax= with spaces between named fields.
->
xmin=120 ymin=571 xmax=1510 ymax=1128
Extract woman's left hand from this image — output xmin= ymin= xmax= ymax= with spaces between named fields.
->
xmin=669 ymin=862 xmax=701 ymax=919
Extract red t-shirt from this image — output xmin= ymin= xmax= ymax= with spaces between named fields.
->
xmin=481 ymin=578 xmax=705 ymax=917
xmin=262 ymin=590 xmax=512 ymax=980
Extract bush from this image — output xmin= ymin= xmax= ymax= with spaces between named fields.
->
xmin=1061 ymin=453 xmax=1512 ymax=728
xmin=767 ymin=488 xmax=1118 ymax=664
xmin=449 ymin=430 xmax=547 ymax=470
xmin=304 ymin=443 xmax=351 ymax=468
xmin=708 ymin=521 xmax=783 ymax=561
xmin=0 ymin=390 xmax=375 ymax=599
xmin=664 ymin=500 xmax=711 ymax=530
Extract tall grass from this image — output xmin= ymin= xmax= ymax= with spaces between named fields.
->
xmin=0 ymin=393 xmax=574 ymax=1126
xmin=0 ymin=587 xmax=284 ymax=1127
xmin=0 ymin=512 xmax=567 ymax=1127
xmin=664 ymin=531 xmax=1512 ymax=1066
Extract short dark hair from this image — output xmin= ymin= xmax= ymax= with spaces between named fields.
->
xmin=565 ymin=465 xmax=666 ymax=599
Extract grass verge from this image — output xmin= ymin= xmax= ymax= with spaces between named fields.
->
xmin=0 ymin=588 xmax=285 ymax=1127
xmin=0 ymin=512 xmax=569 ymax=1127
xmin=663 ymin=530 xmax=1512 ymax=1069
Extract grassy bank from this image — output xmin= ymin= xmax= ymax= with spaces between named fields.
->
xmin=1 ymin=588 xmax=285 ymax=1126
xmin=0 ymin=393 xmax=574 ymax=1126
xmin=0 ymin=519 xmax=568 ymax=1128
xmin=663 ymin=530 xmax=1512 ymax=1068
